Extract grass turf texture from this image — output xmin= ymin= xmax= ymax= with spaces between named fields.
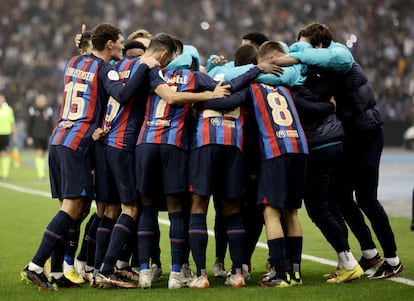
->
xmin=0 ymin=150 xmax=413 ymax=301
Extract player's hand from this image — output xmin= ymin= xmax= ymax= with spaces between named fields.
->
xmin=211 ymin=55 xmax=228 ymax=67
xmin=257 ymin=62 xmax=284 ymax=76
xmin=212 ymin=81 xmax=231 ymax=98
xmin=140 ymin=55 xmax=161 ymax=69
xmin=74 ymin=24 xmax=87 ymax=48
xmin=92 ymin=127 xmax=107 ymax=141
xmin=26 ymin=137 xmax=34 ymax=146
xmin=330 ymin=96 xmax=337 ymax=112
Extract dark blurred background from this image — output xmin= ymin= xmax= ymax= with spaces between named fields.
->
xmin=1 ymin=0 xmax=413 ymax=146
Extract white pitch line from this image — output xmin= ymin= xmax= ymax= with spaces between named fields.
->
xmin=2 ymin=181 xmax=413 ymax=286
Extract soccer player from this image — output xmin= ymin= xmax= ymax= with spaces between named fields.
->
xmin=197 ymin=42 xmax=309 ymax=287
xmin=0 ymin=94 xmax=16 ymax=180
xmin=20 ymin=22 xmax=160 ymax=291
xmin=187 ymin=44 xmax=261 ymax=288
xmin=26 ymin=94 xmax=54 ymax=180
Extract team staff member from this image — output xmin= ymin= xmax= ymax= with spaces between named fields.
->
xmin=26 ymin=94 xmax=54 ymax=180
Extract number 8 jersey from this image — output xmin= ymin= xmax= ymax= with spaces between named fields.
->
xmin=249 ymin=83 xmax=308 ymax=159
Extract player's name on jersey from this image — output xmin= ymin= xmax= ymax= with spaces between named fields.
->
xmin=158 ymin=71 xmax=189 ymax=85
xmin=66 ymin=67 xmax=95 ymax=81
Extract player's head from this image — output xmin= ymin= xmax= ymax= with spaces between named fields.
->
xmin=123 ymin=40 xmax=146 ymax=58
xmin=127 ymin=28 xmax=152 ymax=48
xmin=35 ymin=94 xmax=48 ymax=107
xmin=234 ymin=44 xmax=257 ymax=66
xmin=78 ymin=30 xmax=92 ymax=55
xmin=146 ymin=33 xmax=177 ymax=67
xmin=298 ymin=22 xmax=333 ymax=48
xmin=91 ymin=23 xmax=124 ymax=61
xmin=257 ymin=41 xmax=286 ymax=63
xmin=241 ymin=32 xmax=269 ymax=49
xmin=173 ymin=37 xmax=184 ymax=57
xmin=0 ymin=94 xmax=5 ymax=104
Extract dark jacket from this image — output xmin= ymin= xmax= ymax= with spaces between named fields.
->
xmin=329 ymin=62 xmax=383 ymax=134
xmin=292 ymin=66 xmax=344 ymax=148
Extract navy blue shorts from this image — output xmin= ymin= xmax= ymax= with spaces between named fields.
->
xmin=32 ymin=137 xmax=49 ymax=151
xmin=0 ymin=135 xmax=10 ymax=151
xmin=94 ymin=142 xmax=138 ymax=204
xmin=257 ymin=154 xmax=307 ymax=209
xmin=49 ymin=145 xmax=94 ymax=200
xmin=189 ymin=145 xmax=244 ymax=198
xmin=135 ymin=143 xmax=188 ymax=195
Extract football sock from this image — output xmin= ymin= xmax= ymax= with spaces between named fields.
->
xmin=32 ymin=210 xmax=73 ymax=267
xmin=169 ymin=212 xmax=185 ymax=273
xmin=1 ymin=156 xmax=11 ymax=178
xmin=138 ymin=206 xmax=156 ymax=270
xmin=226 ymin=213 xmax=245 ymax=273
xmin=101 ymin=214 xmax=136 ymax=275
xmin=86 ymin=214 xmax=101 ymax=267
xmin=189 ymin=213 xmax=208 ymax=276
xmin=94 ymin=216 xmax=115 ymax=270
xmin=51 ymin=241 xmax=66 ymax=273
xmin=338 ymin=250 xmax=358 ymax=270
xmin=268 ymin=237 xmax=288 ymax=279
xmin=385 ymin=256 xmax=400 ymax=266
xmin=35 ymin=156 xmax=46 ymax=179
xmin=77 ymin=212 xmax=96 ymax=262
xmin=151 ymin=217 xmax=161 ymax=266
xmin=361 ymin=248 xmax=378 ymax=259
xmin=286 ymin=236 xmax=303 ymax=273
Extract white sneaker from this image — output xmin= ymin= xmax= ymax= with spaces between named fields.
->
xmin=213 ymin=263 xmax=227 ymax=278
xmin=151 ymin=263 xmax=162 ymax=283
xmin=181 ymin=263 xmax=193 ymax=285
xmin=224 ymin=272 xmax=245 ymax=288
xmin=188 ymin=274 xmax=210 ymax=289
xmin=139 ymin=269 xmax=152 ymax=289
xmin=168 ymin=271 xmax=183 ymax=289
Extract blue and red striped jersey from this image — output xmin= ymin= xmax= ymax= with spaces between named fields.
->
xmin=249 ymin=83 xmax=308 ymax=159
xmin=102 ymin=57 xmax=149 ymax=150
xmin=191 ymin=106 xmax=244 ymax=150
xmin=50 ymin=55 xmax=101 ymax=154
xmin=197 ymin=83 xmax=308 ymax=159
xmin=50 ymin=54 xmax=150 ymax=154
xmin=137 ymin=68 xmax=219 ymax=150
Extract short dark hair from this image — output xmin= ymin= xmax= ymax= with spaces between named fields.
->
xmin=242 ymin=32 xmax=269 ymax=48
xmin=234 ymin=44 xmax=257 ymax=66
xmin=91 ymin=23 xmax=122 ymax=51
xmin=122 ymin=40 xmax=146 ymax=56
xmin=299 ymin=22 xmax=333 ymax=48
xmin=78 ymin=31 xmax=92 ymax=52
xmin=173 ymin=37 xmax=184 ymax=55
xmin=147 ymin=33 xmax=177 ymax=56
